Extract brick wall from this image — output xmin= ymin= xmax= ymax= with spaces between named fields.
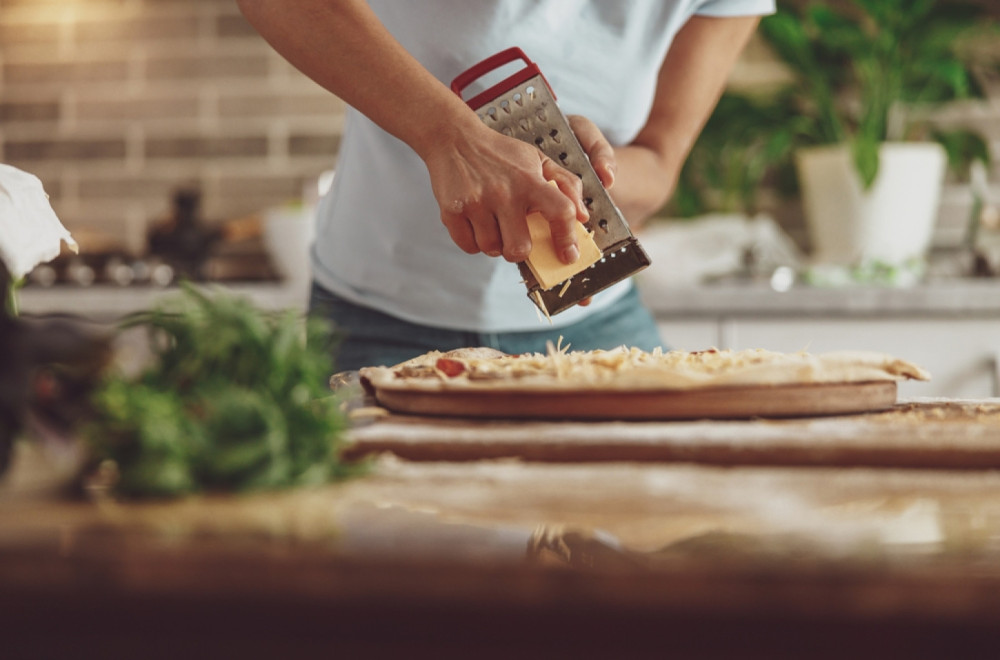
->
xmin=0 ymin=0 xmax=344 ymax=255
xmin=1 ymin=0 xmax=998 ymax=256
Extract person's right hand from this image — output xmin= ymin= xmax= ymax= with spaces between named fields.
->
xmin=422 ymin=121 xmax=590 ymax=265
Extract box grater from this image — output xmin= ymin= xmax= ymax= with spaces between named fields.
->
xmin=451 ymin=47 xmax=651 ymax=316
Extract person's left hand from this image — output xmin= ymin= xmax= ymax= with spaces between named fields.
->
xmin=568 ymin=115 xmax=616 ymax=190
xmin=566 ymin=115 xmax=618 ymax=307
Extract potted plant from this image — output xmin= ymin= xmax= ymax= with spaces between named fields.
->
xmin=759 ymin=0 xmax=997 ymax=271
xmin=672 ymin=89 xmax=808 ymax=219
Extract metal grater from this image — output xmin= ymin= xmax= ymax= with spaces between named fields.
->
xmin=451 ymin=47 xmax=650 ymax=316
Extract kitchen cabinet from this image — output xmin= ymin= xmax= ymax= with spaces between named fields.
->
xmin=654 ymin=318 xmax=720 ymax=352
xmin=646 ymin=279 xmax=1000 ymax=399
xmin=658 ymin=315 xmax=1000 ymax=399
xmin=724 ymin=317 xmax=1000 ymax=399
xmin=656 ymin=316 xmax=1000 ymax=399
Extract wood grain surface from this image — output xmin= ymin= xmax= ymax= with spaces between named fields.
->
xmin=345 ymin=399 xmax=1000 ymax=469
xmin=373 ymin=380 xmax=898 ymax=420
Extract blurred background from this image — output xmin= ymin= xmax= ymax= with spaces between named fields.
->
xmin=3 ymin=0 xmax=1000 ymax=397
xmin=2 ymin=0 xmax=998 ymax=287
xmin=1 ymin=0 xmax=344 ymax=308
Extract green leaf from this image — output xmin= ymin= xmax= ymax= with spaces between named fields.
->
xmin=116 ymin=456 xmax=197 ymax=498
xmin=853 ymin=137 xmax=881 ymax=190
xmin=754 ymin=0 xmax=997 ymax=189
xmin=932 ymin=128 xmax=991 ymax=179
xmin=85 ymin=285 xmax=358 ymax=499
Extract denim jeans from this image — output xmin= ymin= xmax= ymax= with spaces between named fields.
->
xmin=309 ymin=283 xmax=664 ymax=371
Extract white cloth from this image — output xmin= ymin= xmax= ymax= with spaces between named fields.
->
xmin=311 ymin=0 xmax=775 ymax=332
xmin=0 ymin=164 xmax=76 ymax=280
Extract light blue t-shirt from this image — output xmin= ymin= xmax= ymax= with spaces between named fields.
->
xmin=312 ymin=0 xmax=775 ymax=332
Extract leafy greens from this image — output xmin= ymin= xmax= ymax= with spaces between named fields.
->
xmin=86 ymin=284 xmax=357 ymax=498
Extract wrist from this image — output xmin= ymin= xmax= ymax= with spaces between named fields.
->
xmin=408 ymin=100 xmax=485 ymax=163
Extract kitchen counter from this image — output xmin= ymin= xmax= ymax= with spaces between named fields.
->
xmin=638 ymin=276 xmax=1000 ymax=318
xmin=16 ymin=277 xmax=1000 ymax=321
xmin=635 ymin=278 xmax=1000 ymax=399
xmin=16 ymin=280 xmax=309 ymax=319
xmin=6 ymin=400 xmax=1000 ymax=657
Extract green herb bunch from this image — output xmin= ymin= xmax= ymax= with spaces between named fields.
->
xmin=86 ymin=285 xmax=356 ymax=498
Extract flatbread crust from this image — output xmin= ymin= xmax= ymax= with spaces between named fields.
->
xmin=358 ymin=346 xmax=931 ymax=394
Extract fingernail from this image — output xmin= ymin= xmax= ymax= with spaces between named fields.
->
xmin=563 ymin=245 xmax=580 ymax=263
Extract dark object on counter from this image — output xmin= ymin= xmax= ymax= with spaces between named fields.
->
xmin=26 ymin=252 xmax=176 ymax=288
xmin=0 ymin=262 xmax=112 ymax=479
xmin=147 ymin=187 xmax=221 ymax=281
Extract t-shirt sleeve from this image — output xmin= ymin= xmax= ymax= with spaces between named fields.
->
xmin=694 ymin=0 xmax=776 ymax=17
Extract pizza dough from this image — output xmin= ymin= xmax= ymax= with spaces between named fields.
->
xmin=359 ymin=345 xmax=931 ymax=393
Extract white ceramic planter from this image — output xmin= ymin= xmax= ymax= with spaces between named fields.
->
xmin=796 ymin=142 xmax=947 ymax=266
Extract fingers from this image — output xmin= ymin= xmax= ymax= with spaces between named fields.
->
xmin=429 ymin=128 xmax=593 ymax=265
xmin=442 ymin=197 xmax=529 ymax=262
xmin=538 ymin=159 xmax=586 ymax=265
xmin=541 ymin=157 xmax=588 ymax=222
xmin=466 ymin=208 xmax=504 ymax=257
xmin=441 ymin=211 xmax=479 ymax=254
xmin=441 ymin=170 xmax=583 ymax=264
xmin=568 ymin=115 xmax=616 ymax=189
xmin=495 ymin=208 xmax=532 ymax=262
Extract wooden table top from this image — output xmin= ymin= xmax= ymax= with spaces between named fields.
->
xmin=6 ymin=402 xmax=1000 ymax=658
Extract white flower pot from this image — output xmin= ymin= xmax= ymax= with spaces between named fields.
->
xmin=796 ymin=142 xmax=947 ymax=266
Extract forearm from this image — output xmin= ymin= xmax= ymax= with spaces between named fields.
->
xmin=235 ymin=0 xmax=481 ymax=159
xmin=608 ymin=145 xmax=682 ymax=227
xmin=237 ymin=0 xmax=589 ymax=264
xmin=612 ymin=15 xmax=762 ymax=229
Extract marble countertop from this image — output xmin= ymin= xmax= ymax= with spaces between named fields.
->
xmin=16 ymin=281 xmax=309 ymax=319
xmin=638 ymin=277 xmax=1000 ymax=318
xmin=15 ymin=276 xmax=1000 ymax=320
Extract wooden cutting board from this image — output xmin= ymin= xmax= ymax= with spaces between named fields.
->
xmin=371 ymin=381 xmax=898 ymax=420
xmin=344 ymin=399 xmax=1000 ymax=470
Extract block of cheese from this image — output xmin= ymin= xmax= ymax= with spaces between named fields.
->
xmin=524 ymin=210 xmax=603 ymax=290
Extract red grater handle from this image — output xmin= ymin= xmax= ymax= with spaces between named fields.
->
xmin=450 ymin=47 xmax=556 ymax=109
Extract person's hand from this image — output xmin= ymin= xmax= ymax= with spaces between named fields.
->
xmin=567 ymin=115 xmax=619 ymax=307
xmin=423 ymin=120 xmax=589 ymax=265
xmin=567 ymin=115 xmax=616 ymax=190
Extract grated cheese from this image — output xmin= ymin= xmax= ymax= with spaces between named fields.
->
xmin=387 ymin=346 xmax=931 ymax=388
xmin=533 ymin=290 xmax=552 ymax=324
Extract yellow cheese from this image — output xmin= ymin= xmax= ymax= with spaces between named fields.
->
xmin=524 ymin=206 xmax=602 ymax=290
